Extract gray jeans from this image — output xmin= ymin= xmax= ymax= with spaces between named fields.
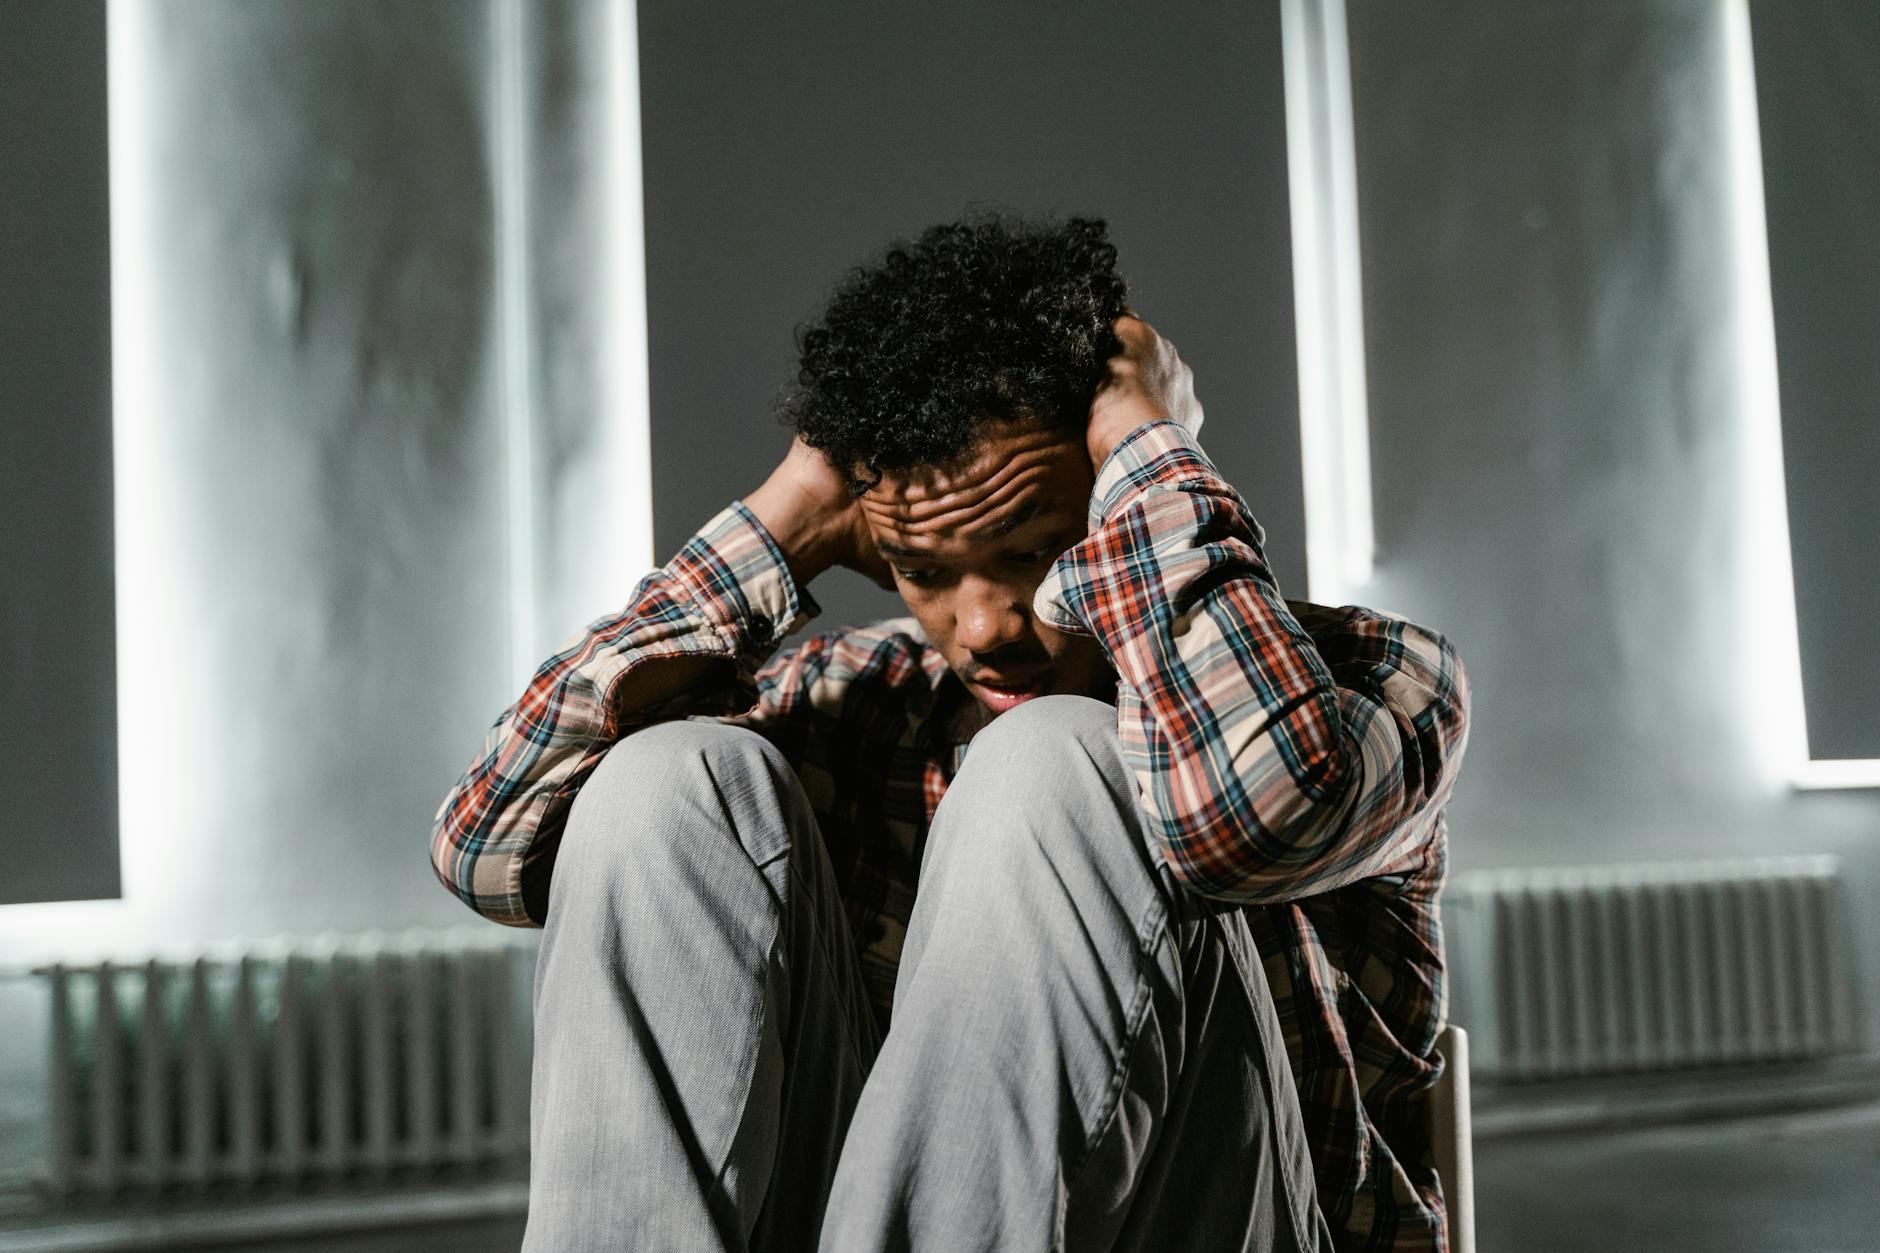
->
xmin=522 ymin=694 xmax=1331 ymax=1252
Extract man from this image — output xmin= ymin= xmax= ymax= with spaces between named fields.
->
xmin=431 ymin=213 xmax=1471 ymax=1251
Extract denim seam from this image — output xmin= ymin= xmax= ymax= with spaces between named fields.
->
xmin=1217 ymin=917 xmax=1324 ymax=1248
xmin=698 ymin=857 xmax=872 ymax=1237
xmin=703 ymin=890 xmax=783 ymax=1244
xmin=1062 ymin=902 xmax=1170 ymax=1230
xmin=728 ymin=742 xmax=876 ymax=1070
xmin=780 ymin=853 xmax=879 ymax=1068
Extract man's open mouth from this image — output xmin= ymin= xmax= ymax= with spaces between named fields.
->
xmin=971 ymin=671 xmax=1048 ymax=710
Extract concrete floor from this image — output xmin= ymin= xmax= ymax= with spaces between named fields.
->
xmin=1476 ymin=1102 xmax=1880 ymax=1252
xmin=14 ymin=1102 xmax=1880 ymax=1252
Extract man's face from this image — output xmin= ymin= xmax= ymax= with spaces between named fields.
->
xmin=857 ymin=419 xmax=1115 ymax=725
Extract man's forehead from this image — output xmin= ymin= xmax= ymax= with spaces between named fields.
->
xmin=856 ymin=425 xmax=1089 ymax=543
xmin=860 ymin=422 xmax=1079 ymax=499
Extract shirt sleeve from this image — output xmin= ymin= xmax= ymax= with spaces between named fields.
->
xmin=428 ymin=500 xmax=820 ymax=926
xmin=1031 ymin=420 xmax=1472 ymax=903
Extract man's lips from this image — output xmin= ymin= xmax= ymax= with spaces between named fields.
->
xmin=970 ymin=670 xmax=1049 ymax=713
xmin=970 ymin=670 xmax=1047 ymax=694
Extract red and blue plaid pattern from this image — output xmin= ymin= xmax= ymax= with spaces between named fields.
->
xmin=431 ymin=419 xmax=1470 ymax=1251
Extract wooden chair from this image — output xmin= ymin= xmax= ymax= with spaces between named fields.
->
xmin=1430 ymin=1024 xmax=1476 ymax=1253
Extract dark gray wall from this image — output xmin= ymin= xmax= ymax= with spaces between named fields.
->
xmin=1751 ymin=2 xmax=1880 ymax=762
xmin=0 ymin=0 xmax=117 ymax=904
xmin=636 ymin=0 xmax=1304 ymax=630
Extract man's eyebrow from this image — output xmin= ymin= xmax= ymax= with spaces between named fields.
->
xmin=876 ymin=500 xmax=1053 ymax=560
xmin=874 ymin=537 xmax=927 ymax=559
xmin=992 ymin=499 xmax=1044 ymax=537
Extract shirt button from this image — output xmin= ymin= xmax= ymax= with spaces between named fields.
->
xmin=749 ymin=614 xmax=771 ymax=641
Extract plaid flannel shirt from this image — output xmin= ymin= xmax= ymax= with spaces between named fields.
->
xmin=431 ymin=419 xmax=1472 ymax=1251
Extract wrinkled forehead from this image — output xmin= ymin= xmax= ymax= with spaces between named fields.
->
xmin=856 ymin=421 xmax=1091 ymax=544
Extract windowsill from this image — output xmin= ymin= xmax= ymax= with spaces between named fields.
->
xmin=1792 ymin=760 xmax=1880 ymax=791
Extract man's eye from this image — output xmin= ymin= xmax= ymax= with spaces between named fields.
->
xmin=1011 ymin=549 xmax=1056 ymax=566
xmin=894 ymin=568 xmax=935 ymax=586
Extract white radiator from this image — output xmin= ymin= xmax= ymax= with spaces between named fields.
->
xmin=32 ymin=928 xmax=535 ymax=1196
xmin=1445 ymin=856 xmax=1860 ymax=1080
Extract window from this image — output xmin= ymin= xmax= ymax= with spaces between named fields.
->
xmin=0 ymin=1 xmax=118 ymax=904
xmin=1750 ymin=2 xmax=1880 ymax=783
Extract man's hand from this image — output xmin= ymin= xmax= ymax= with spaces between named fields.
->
xmin=744 ymin=435 xmax=897 ymax=591
xmin=1086 ymin=315 xmax=1205 ymax=471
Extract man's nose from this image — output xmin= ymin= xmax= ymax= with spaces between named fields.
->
xmin=954 ymin=578 xmax=1029 ymax=656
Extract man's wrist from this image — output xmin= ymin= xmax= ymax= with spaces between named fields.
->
xmin=1086 ymin=414 xmax=1157 ymax=476
xmin=1086 ymin=397 xmax=1170 ymax=471
xmin=742 ymin=480 xmax=836 ymax=586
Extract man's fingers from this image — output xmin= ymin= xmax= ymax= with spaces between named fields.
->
xmin=1113 ymin=313 xmax=1154 ymax=350
xmin=1106 ymin=312 xmax=1204 ymax=442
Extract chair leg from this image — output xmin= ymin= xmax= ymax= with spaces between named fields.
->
xmin=1431 ymin=1025 xmax=1476 ymax=1253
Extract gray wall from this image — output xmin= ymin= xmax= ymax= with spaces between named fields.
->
xmin=636 ymin=0 xmax=1306 ymax=629
xmin=1343 ymin=1 xmax=1880 ymax=1037
xmin=0 ymin=0 xmax=117 ymax=905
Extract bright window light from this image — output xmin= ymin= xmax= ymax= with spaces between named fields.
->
xmin=1719 ymin=0 xmax=1868 ymax=790
xmin=492 ymin=0 xmax=653 ymax=675
xmin=1793 ymin=760 xmax=1880 ymax=792
xmin=606 ymin=0 xmax=655 ymax=600
xmin=492 ymin=0 xmax=539 ymax=684
xmin=1280 ymin=0 xmax=1374 ymax=604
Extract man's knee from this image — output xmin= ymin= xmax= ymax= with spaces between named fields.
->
xmin=558 ymin=719 xmax=794 ymax=886
xmin=938 ymin=695 xmax=1140 ymax=870
xmin=963 ymin=693 xmax=1119 ymax=775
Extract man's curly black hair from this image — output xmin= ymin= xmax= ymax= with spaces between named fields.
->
xmin=779 ymin=211 xmax=1128 ymax=494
